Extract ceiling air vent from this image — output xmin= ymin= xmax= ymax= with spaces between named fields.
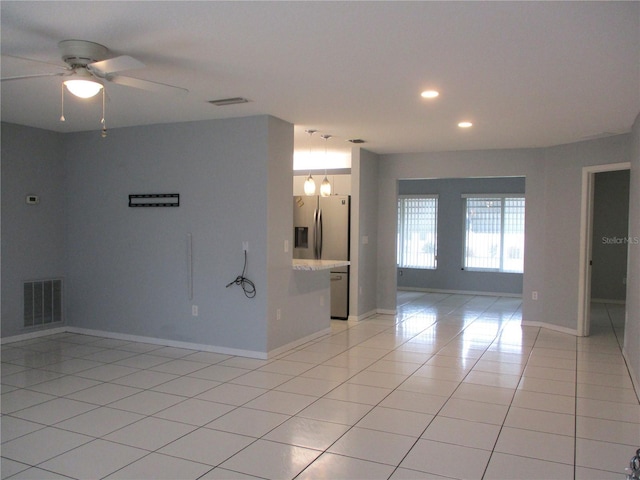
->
xmin=208 ymin=97 xmax=250 ymax=106
xmin=348 ymin=138 xmax=366 ymax=144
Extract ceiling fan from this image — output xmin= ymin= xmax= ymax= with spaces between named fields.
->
xmin=2 ymin=39 xmax=188 ymax=98
xmin=2 ymin=39 xmax=188 ymax=136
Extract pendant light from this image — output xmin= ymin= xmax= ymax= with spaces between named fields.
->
xmin=320 ymin=134 xmax=332 ymax=197
xmin=303 ymin=129 xmax=317 ymax=196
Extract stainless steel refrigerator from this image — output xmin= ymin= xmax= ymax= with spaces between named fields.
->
xmin=293 ymin=195 xmax=350 ymax=319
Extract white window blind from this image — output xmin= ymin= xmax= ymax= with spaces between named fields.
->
xmin=463 ymin=195 xmax=525 ymax=272
xmin=397 ymin=195 xmax=438 ymax=269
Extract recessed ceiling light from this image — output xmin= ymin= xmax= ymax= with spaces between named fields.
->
xmin=421 ymin=90 xmax=439 ymax=99
xmin=458 ymin=121 xmax=473 ymax=128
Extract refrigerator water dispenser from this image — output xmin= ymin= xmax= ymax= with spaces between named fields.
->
xmin=295 ymin=227 xmax=309 ymax=249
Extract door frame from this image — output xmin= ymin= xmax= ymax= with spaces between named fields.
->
xmin=577 ymin=162 xmax=630 ymax=336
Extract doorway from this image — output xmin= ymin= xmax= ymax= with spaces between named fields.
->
xmin=578 ymin=162 xmax=630 ymax=337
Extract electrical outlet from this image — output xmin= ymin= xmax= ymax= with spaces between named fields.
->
xmin=192 ymin=305 xmax=199 ymax=316
xmin=532 ymin=291 xmax=538 ymax=300
xmin=242 ymin=241 xmax=249 ymax=252
xmin=276 ymin=308 xmax=281 ymax=321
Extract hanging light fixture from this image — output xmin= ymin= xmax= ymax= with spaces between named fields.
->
xmin=63 ymin=67 xmax=103 ymax=98
xmin=320 ymin=134 xmax=332 ymax=197
xmin=60 ymin=69 xmax=108 ymax=138
xmin=303 ymin=129 xmax=317 ymax=196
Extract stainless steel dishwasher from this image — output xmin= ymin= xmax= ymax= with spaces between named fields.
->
xmin=330 ymin=267 xmax=349 ymax=320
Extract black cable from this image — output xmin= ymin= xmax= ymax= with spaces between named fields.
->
xmin=226 ymin=250 xmax=256 ymax=298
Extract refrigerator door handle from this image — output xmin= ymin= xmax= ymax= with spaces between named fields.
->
xmin=317 ymin=208 xmax=323 ymax=259
xmin=313 ymin=208 xmax=319 ymax=259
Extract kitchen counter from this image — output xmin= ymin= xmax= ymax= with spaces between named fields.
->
xmin=292 ymin=259 xmax=350 ymax=271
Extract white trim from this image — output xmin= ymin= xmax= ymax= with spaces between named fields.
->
xmin=623 ymin=347 xmax=640 ymax=402
xmin=349 ymin=309 xmax=378 ymax=322
xmin=521 ymin=320 xmax=578 ymax=336
xmin=578 ymin=162 xmax=631 ymax=337
xmin=66 ymin=327 xmax=270 ymax=359
xmin=377 ymin=309 xmax=397 ymax=315
xmin=398 ymin=286 xmax=522 ymax=298
xmin=461 ymin=193 xmax=526 ymax=199
xmin=590 ymin=298 xmax=626 ymax=305
xmin=2 ymin=324 xmax=334 ymax=360
xmin=1 ymin=326 xmax=68 ymax=344
xmin=266 ymin=327 xmax=331 ymax=358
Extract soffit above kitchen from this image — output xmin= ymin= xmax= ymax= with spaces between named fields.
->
xmin=1 ymin=1 xmax=638 ymax=155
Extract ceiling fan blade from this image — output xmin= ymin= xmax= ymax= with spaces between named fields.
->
xmin=2 ymin=54 xmax=68 ymax=71
xmin=107 ymin=75 xmax=188 ymax=96
xmin=89 ymin=55 xmax=144 ymax=75
xmin=1 ymin=72 xmax=67 ymax=82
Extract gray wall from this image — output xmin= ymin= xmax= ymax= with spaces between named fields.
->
xmin=266 ymin=116 xmax=331 ymax=352
xmin=1 ymin=123 xmax=66 ymax=337
xmin=591 ymin=170 xmax=630 ymax=301
xmin=624 ymin=113 xmax=640 ymax=394
xmin=2 ymin=116 xmax=332 ymax=357
xmin=397 ymin=177 xmax=525 ymax=295
xmin=351 ymin=148 xmax=379 ymax=319
xmin=63 ymin=117 xmax=272 ymax=353
xmin=378 ymin=134 xmax=632 ymax=333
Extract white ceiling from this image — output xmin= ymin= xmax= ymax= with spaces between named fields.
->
xmin=1 ymin=1 xmax=639 ymax=157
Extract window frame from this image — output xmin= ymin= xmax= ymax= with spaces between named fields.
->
xmin=462 ymin=194 xmax=525 ymax=273
xmin=397 ymin=194 xmax=439 ymax=270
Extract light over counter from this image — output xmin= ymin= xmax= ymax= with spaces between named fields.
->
xmin=292 ymin=259 xmax=350 ymax=271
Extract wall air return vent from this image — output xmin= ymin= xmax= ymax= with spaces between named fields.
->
xmin=24 ymin=279 xmax=63 ymax=327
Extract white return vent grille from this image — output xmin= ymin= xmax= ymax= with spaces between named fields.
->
xmin=24 ymin=279 xmax=63 ymax=327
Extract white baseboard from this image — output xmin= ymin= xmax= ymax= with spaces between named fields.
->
xmin=66 ymin=327 xmax=270 ymax=359
xmin=376 ymin=309 xmax=397 ymax=316
xmin=348 ymin=309 xmax=378 ymax=322
xmin=1 ymin=326 xmax=68 ymax=344
xmin=267 ymin=327 xmax=331 ymax=359
xmin=622 ymin=347 xmax=640 ymax=402
xmin=520 ymin=321 xmax=579 ymax=336
xmin=3 ymin=325 xmax=268 ymax=359
xmin=591 ymin=298 xmax=626 ymax=304
xmin=397 ymin=287 xmax=522 ymax=298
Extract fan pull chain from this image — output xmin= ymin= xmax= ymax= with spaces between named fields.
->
xmin=101 ymin=88 xmax=107 ymax=138
xmin=60 ymin=83 xmax=65 ymax=122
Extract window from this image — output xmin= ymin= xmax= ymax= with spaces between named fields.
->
xmin=397 ymin=195 xmax=438 ymax=269
xmin=463 ymin=195 xmax=525 ymax=272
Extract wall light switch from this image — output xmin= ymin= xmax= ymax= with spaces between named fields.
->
xmin=284 ymin=240 xmax=289 ymax=253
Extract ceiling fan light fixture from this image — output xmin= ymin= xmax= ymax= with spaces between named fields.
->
xmin=64 ymin=79 xmax=103 ymax=98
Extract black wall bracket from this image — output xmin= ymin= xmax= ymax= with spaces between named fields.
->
xmin=129 ymin=193 xmax=180 ymax=208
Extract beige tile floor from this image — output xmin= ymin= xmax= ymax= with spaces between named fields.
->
xmin=1 ymin=293 xmax=638 ymax=479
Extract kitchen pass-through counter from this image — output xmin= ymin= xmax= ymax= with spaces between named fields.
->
xmin=292 ymin=259 xmax=350 ymax=271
